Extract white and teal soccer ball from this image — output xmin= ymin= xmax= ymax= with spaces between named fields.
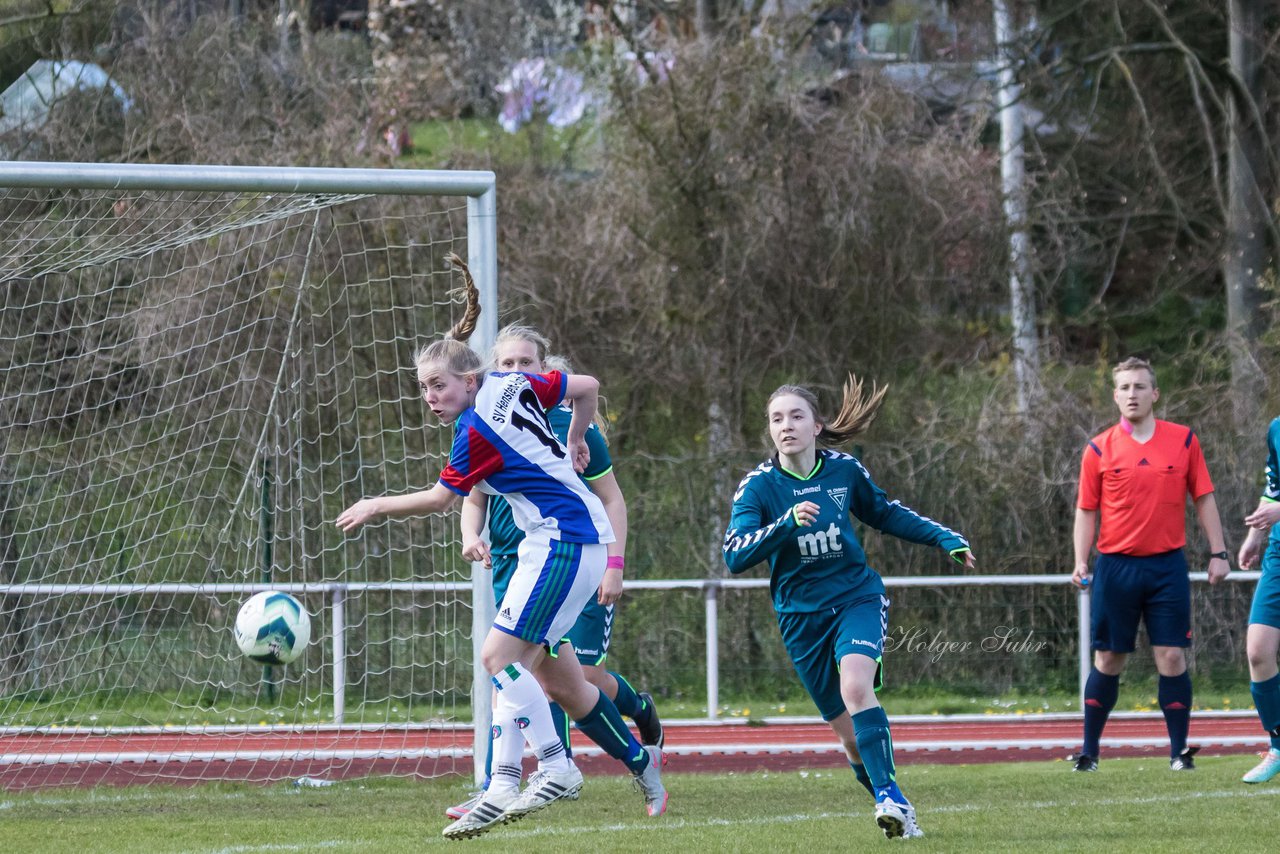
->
xmin=234 ymin=591 xmax=311 ymax=665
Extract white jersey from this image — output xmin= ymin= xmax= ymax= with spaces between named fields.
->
xmin=438 ymin=370 xmax=614 ymax=544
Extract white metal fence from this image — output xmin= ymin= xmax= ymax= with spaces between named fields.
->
xmin=1 ymin=570 xmax=1260 ymax=725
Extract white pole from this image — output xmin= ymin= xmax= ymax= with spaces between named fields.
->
xmin=706 ymin=581 xmax=720 ymax=721
xmin=1077 ymin=586 xmax=1091 ymax=710
xmin=331 ymin=586 xmax=346 ymax=724
xmin=467 ymin=186 xmax=499 ymax=785
xmin=993 ymin=0 xmax=1039 ymax=415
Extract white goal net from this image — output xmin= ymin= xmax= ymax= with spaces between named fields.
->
xmin=0 ymin=162 xmax=497 ymax=788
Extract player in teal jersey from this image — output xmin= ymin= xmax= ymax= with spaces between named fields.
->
xmin=448 ymin=326 xmax=664 ymax=819
xmin=723 ymin=376 xmax=975 ymax=840
xmin=1238 ymin=417 xmax=1280 ymax=783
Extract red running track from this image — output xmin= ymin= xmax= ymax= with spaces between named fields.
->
xmin=1 ymin=713 xmax=1271 ymax=790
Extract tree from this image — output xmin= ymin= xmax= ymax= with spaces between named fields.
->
xmin=1225 ymin=0 xmax=1273 ymax=425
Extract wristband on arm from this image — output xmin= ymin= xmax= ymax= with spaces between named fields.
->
xmin=606 ymin=555 xmax=625 ymax=571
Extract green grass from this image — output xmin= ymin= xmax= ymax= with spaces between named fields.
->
xmin=403 ymin=117 xmax=600 ymax=171
xmin=2 ymin=757 xmax=1277 ymax=852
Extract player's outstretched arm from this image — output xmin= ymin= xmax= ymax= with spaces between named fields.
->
xmin=336 ymin=482 xmax=459 ymax=533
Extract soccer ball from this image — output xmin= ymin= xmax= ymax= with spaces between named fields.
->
xmin=234 ymin=591 xmax=311 ymax=665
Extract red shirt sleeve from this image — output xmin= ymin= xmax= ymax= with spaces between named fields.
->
xmin=526 ymin=370 xmax=566 ymax=410
xmin=438 ymin=423 xmax=506 ymax=495
xmin=1077 ymin=440 xmax=1103 ymax=511
xmin=1185 ymin=433 xmax=1214 ymax=499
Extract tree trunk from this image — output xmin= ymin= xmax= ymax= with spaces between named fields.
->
xmin=994 ymin=0 xmax=1040 ymax=418
xmin=1225 ymin=0 xmax=1271 ymax=428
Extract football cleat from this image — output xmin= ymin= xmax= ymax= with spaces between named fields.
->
xmin=1170 ymin=746 xmax=1199 ymax=771
xmin=632 ymin=744 xmax=668 ymax=817
xmin=441 ymin=787 xmax=519 ymax=840
xmin=502 ymin=763 xmax=584 ymax=824
xmin=1070 ymin=753 xmax=1098 ymax=772
xmin=636 ymin=691 xmax=666 ymax=749
xmin=1242 ymin=748 xmax=1280 ymax=784
xmin=874 ymin=796 xmax=913 ymax=839
xmin=900 ymin=801 xmax=924 ymax=838
xmin=444 ymin=788 xmax=485 ymax=820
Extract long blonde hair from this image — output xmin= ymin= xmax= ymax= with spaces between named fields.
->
xmin=415 ymin=252 xmax=484 ymax=378
xmin=768 ymin=373 xmax=888 ymax=447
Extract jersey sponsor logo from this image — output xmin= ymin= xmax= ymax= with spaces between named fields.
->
xmin=827 ymin=487 xmax=848 ymax=511
xmin=500 ymin=607 xmax=512 ymax=621
xmin=792 ymin=485 xmax=821 ymax=496
xmin=491 ymin=378 xmax=522 ymax=423
xmin=796 ymin=522 xmax=844 ymax=557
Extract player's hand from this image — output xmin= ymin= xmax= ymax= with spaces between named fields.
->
xmin=336 ymin=498 xmax=383 ymax=533
xmin=791 ymin=501 xmax=820 ymax=527
xmin=566 ymin=438 xmax=590 ymax=473
xmin=1239 ymin=539 xmax=1264 ymax=570
xmin=461 ymin=537 xmax=492 ymax=569
xmin=598 ymin=567 xmax=623 ymax=606
xmin=1245 ymin=501 xmax=1280 ymax=530
xmin=954 ymin=548 xmax=977 ymax=569
xmin=1070 ymin=563 xmax=1092 ymax=590
xmin=1207 ymin=555 xmax=1231 ymax=584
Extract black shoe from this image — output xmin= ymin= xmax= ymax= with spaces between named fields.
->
xmin=1170 ymin=746 xmax=1199 ymax=771
xmin=1070 ymin=753 xmax=1098 ymax=772
xmin=636 ymin=691 xmax=665 ymax=749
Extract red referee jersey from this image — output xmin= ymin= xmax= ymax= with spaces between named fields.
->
xmin=1077 ymin=419 xmax=1214 ymax=556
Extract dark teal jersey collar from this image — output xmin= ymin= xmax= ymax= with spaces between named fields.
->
xmin=771 ymin=452 xmax=826 ymax=481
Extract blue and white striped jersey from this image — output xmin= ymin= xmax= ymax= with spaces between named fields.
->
xmin=439 ymin=370 xmax=614 ymax=545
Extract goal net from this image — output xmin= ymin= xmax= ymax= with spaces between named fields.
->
xmin=0 ymin=162 xmax=497 ymax=788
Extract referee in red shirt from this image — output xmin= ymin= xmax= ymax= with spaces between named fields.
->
xmin=1069 ymin=357 xmax=1230 ymax=772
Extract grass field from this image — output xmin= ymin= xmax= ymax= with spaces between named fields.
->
xmin=4 ymin=756 xmax=1278 ymax=853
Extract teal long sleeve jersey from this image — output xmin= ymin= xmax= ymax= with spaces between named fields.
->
xmin=722 ymin=450 xmax=969 ymax=613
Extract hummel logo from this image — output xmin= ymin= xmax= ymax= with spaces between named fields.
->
xmin=828 ymin=487 xmax=848 ymax=511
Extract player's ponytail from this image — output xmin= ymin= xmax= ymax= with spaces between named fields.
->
xmin=444 ymin=252 xmax=481 ymax=343
xmin=414 ymin=252 xmax=484 ymax=378
xmin=822 ymin=373 xmax=887 ymax=444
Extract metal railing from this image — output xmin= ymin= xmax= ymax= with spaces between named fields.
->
xmin=2 ymin=570 xmax=1260 ymax=722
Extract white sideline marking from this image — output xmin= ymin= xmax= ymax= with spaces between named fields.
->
xmin=498 ymin=785 xmax=1280 ymax=839
xmin=186 ymin=844 xmax=344 ymax=854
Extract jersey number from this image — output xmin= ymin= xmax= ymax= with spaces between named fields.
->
xmin=511 ymin=389 xmax=565 ymax=459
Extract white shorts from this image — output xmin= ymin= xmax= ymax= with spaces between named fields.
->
xmin=493 ymin=531 xmax=605 ymax=649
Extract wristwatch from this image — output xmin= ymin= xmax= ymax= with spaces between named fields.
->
xmin=1210 ymin=551 xmax=1229 ymax=561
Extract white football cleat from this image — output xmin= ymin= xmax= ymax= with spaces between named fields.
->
xmin=501 ymin=763 xmax=584 ymax=824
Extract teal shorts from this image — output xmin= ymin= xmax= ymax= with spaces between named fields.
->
xmin=775 ymin=593 xmax=887 ymax=722
xmin=1249 ymin=543 xmax=1280 ymax=629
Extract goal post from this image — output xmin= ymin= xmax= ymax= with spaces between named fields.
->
xmin=0 ymin=161 xmax=497 ymax=787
